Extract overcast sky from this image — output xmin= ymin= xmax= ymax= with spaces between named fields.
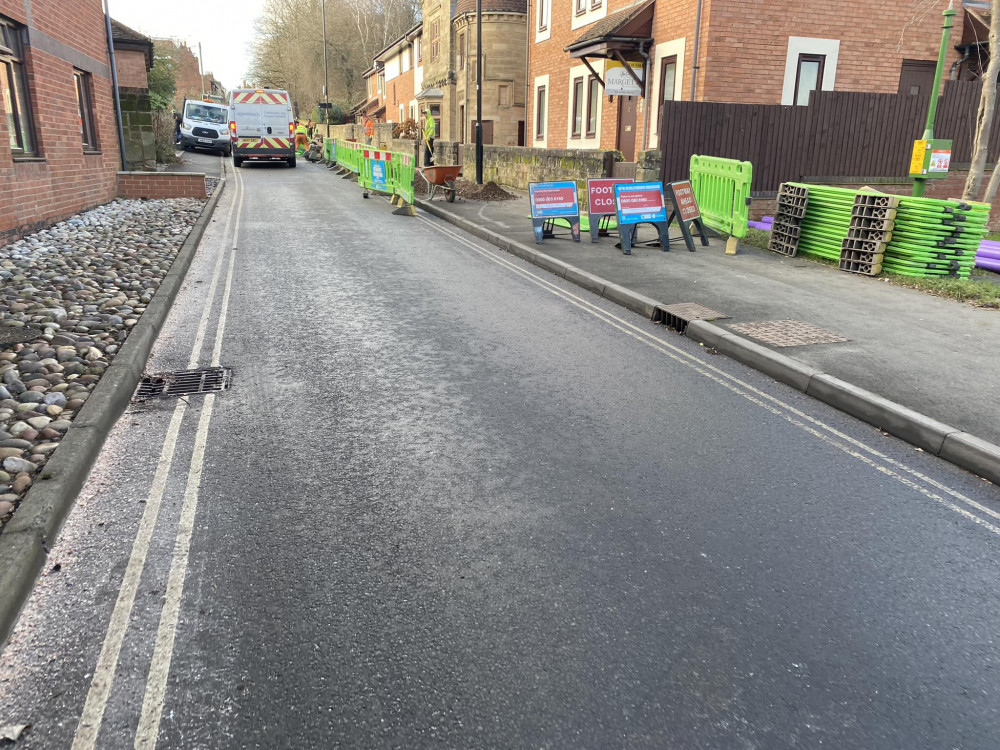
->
xmin=108 ymin=0 xmax=268 ymax=89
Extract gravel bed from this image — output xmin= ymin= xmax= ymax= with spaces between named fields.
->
xmin=0 ymin=198 xmax=204 ymax=526
xmin=206 ymin=177 xmax=220 ymax=196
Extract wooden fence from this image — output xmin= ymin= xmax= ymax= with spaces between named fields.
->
xmin=658 ymin=81 xmax=992 ymax=194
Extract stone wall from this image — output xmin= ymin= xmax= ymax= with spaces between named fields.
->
xmin=326 ymin=123 xmax=421 ymax=162
xmin=118 ymin=87 xmax=156 ymax=172
xmin=434 ymin=141 xmax=615 ymax=192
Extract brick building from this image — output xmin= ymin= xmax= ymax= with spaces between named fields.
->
xmin=357 ymin=23 xmax=423 ymax=125
xmin=111 ymin=19 xmax=155 ymax=171
xmin=527 ymin=0 xmax=969 ymax=160
xmin=152 ymin=38 xmax=224 ymax=111
xmin=1 ymin=0 xmax=121 ymax=244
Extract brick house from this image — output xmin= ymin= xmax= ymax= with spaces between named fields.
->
xmin=1 ymin=0 xmax=121 ymax=244
xmin=152 ymin=38 xmax=224 ymax=110
xmin=356 ymin=23 xmax=423 ymax=126
xmin=111 ymin=19 xmax=155 ymax=171
xmin=527 ymin=0 xmax=970 ymax=161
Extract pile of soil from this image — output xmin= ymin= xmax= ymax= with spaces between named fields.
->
xmin=454 ymin=180 xmax=515 ymax=202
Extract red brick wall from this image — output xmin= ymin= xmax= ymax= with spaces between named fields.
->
xmin=117 ymin=172 xmax=208 ymax=200
xmin=0 ymin=0 xmax=121 ymax=245
xmin=701 ymin=0 xmax=964 ymax=104
xmin=530 ymin=0 xmax=968 ymax=156
xmin=115 ymin=48 xmax=149 ymax=89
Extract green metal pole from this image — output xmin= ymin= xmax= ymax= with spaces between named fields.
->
xmin=913 ymin=0 xmax=956 ymax=197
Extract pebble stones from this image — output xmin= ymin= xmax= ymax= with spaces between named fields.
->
xmin=0 ymin=197 xmax=204 ymax=523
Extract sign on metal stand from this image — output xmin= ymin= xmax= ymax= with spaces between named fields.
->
xmin=614 ymin=182 xmax=669 ymax=255
xmin=666 ymin=180 xmax=708 ymax=252
xmin=529 ymin=181 xmax=581 ymax=244
xmin=587 ymin=178 xmax=632 ymax=242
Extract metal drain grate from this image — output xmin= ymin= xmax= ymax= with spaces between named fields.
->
xmin=653 ymin=303 xmax=729 ymax=334
xmin=728 ymin=320 xmax=849 ymax=347
xmin=136 ymin=367 xmax=233 ymax=399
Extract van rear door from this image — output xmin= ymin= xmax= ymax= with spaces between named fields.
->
xmin=261 ymin=104 xmax=291 ymax=140
xmin=233 ymin=101 xmax=263 ymax=138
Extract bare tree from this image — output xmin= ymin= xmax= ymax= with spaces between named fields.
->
xmin=963 ymin=0 xmax=1000 ymax=200
xmin=248 ymin=0 xmax=417 ymax=119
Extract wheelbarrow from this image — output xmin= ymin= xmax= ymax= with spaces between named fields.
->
xmin=417 ymin=164 xmax=463 ymax=202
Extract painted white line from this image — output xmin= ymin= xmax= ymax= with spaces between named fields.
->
xmin=133 ymin=164 xmax=245 ymax=749
xmin=71 ymin=174 xmax=243 ymax=750
xmin=133 ymin=393 xmax=215 ymax=749
xmin=418 ymin=215 xmax=1000 ymax=535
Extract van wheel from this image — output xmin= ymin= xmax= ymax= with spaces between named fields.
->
xmin=233 ymin=157 xmax=244 ymax=168
xmin=287 ymin=156 xmax=297 ymax=168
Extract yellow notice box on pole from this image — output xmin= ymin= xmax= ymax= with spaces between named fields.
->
xmin=909 ymin=140 xmax=928 ymax=176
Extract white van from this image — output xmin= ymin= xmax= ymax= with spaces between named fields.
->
xmin=179 ymin=99 xmax=231 ymax=156
xmin=228 ymin=88 xmax=296 ymax=168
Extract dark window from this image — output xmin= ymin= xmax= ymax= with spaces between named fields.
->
xmin=535 ymin=85 xmax=546 ymax=139
xmin=459 ymin=104 xmax=465 ymax=142
xmin=0 ymin=17 xmax=36 ymax=156
xmin=458 ymin=32 xmax=465 ymax=69
xmin=793 ymin=53 xmax=825 ymax=106
xmin=658 ymin=55 xmax=677 ymax=115
xmin=538 ymin=0 xmax=549 ymax=31
xmin=586 ymin=75 xmax=599 ymax=137
xmin=571 ymin=76 xmax=583 ymax=137
xmin=74 ymin=70 xmax=97 ymax=150
xmin=575 ymin=0 xmax=586 ymax=15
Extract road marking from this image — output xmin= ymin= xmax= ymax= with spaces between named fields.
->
xmin=134 ymin=164 xmax=245 ymax=749
xmin=418 ymin=215 xmax=1000 ymax=535
xmin=71 ymin=171 xmax=244 ymax=750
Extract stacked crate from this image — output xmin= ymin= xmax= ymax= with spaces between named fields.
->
xmin=780 ymin=184 xmax=896 ymax=275
xmin=840 ymin=192 xmax=898 ymax=275
xmin=767 ymin=184 xmax=808 ymax=256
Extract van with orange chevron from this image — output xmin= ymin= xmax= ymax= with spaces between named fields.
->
xmin=228 ymin=88 xmax=297 ymax=168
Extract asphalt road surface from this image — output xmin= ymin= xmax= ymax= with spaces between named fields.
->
xmin=1 ymin=150 xmax=999 ymax=749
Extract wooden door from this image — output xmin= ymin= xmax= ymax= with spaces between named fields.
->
xmin=617 ymin=96 xmax=638 ymax=161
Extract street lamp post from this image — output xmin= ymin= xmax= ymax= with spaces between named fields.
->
xmin=475 ymin=0 xmax=483 ymax=185
xmin=321 ymin=0 xmax=330 ymax=126
xmin=912 ymin=0 xmax=956 ymax=197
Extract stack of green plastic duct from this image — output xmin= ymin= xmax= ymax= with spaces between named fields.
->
xmin=882 ymin=197 xmax=989 ymax=278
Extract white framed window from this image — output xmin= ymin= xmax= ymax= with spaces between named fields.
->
xmin=565 ymin=63 xmax=602 ymax=148
xmin=781 ymin=37 xmax=839 ymax=105
xmin=650 ymin=37 xmax=685 ymax=138
xmin=533 ymin=74 xmax=549 ymax=147
xmin=536 ymin=0 xmax=551 ymax=42
xmin=571 ymin=0 xmax=607 ymax=31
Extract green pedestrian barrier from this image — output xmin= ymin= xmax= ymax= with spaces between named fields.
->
xmin=324 ymin=138 xmax=333 ymax=163
xmin=688 ymin=154 xmax=752 ymax=254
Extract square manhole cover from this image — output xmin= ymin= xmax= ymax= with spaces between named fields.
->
xmin=727 ymin=320 xmax=849 ymax=347
xmin=136 ymin=366 xmax=233 ymax=399
xmin=658 ymin=303 xmax=730 ymax=321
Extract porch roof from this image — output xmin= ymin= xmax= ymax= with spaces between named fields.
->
xmin=564 ymin=0 xmax=654 ymax=58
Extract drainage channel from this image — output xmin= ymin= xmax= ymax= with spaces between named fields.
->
xmin=135 ymin=366 xmax=233 ymax=400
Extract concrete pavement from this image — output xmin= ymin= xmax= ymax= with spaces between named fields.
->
xmin=0 ymin=156 xmax=999 ymax=748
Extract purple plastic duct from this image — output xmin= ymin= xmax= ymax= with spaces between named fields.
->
xmin=976 ymin=248 xmax=1000 ymax=260
xmin=975 ymin=257 xmax=1000 ymax=272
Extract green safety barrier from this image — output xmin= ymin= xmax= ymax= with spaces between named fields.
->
xmin=689 ymin=155 xmax=752 ymax=245
xmin=332 ymin=139 xmax=417 ymax=213
xmin=324 ymin=138 xmax=333 ymax=163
